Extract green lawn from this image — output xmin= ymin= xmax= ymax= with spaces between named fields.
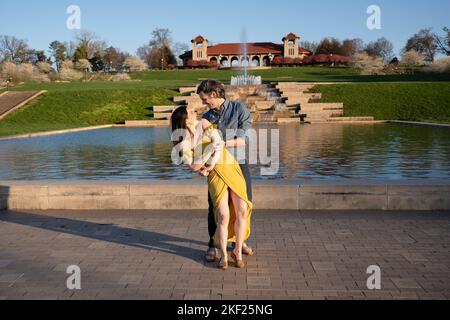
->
xmin=314 ymin=82 xmax=450 ymax=124
xmin=1 ymin=67 xmax=449 ymax=137
xmin=0 ymin=88 xmax=175 ymax=137
xmin=130 ymin=67 xmax=450 ymax=84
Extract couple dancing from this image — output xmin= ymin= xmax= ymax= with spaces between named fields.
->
xmin=170 ymin=79 xmax=254 ymax=270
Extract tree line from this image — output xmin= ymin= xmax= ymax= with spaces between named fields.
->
xmin=301 ymin=27 xmax=450 ymax=63
xmin=0 ymin=28 xmax=189 ymax=73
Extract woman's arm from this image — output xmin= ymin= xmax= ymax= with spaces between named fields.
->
xmin=205 ymin=128 xmax=225 ymax=169
xmin=188 ymin=121 xmax=218 ymax=172
xmin=189 ymin=144 xmax=216 ymax=172
xmin=196 ymin=121 xmax=225 ymax=175
xmin=177 ymin=140 xmax=213 ymax=173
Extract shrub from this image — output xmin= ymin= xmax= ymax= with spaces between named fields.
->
xmin=185 ymin=60 xmax=218 ymax=69
xmin=75 ymin=59 xmax=92 ymax=71
xmin=0 ymin=61 xmax=17 ymax=82
xmin=124 ymin=56 xmax=147 ymax=72
xmin=30 ymin=71 xmax=51 ymax=83
xmin=351 ymin=52 xmax=385 ymax=75
xmin=271 ymin=56 xmax=303 ymax=66
xmin=110 ymin=73 xmax=131 ymax=81
xmin=59 ymin=67 xmax=83 ymax=81
xmin=0 ymin=62 xmax=35 ymax=83
xmin=400 ymin=51 xmax=425 ymax=67
xmin=426 ymin=57 xmax=450 ymax=73
xmin=36 ymin=62 xmax=53 ymax=74
xmin=60 ymin=60 xmax=75 ymax=70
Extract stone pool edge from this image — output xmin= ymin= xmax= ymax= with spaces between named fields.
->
xmin=0 ymin=180 xmax=449 ymax=211
xmin=0 ymin=120 xmax=449 ymax=142
xmin=0 ymin=122 xmax=169 ymax=142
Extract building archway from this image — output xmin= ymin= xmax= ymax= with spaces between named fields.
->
xmin=210 ymin=57 xmax=218 ymax=65
xmin=231 ymin=56 xmax=239 ymax=68
xmin=220 ymin=57 xmax=229 ymax=67
xmin=262 ymin=56 xmax=271 ymax=66
xmin=252 ymin=56 xmax=260 ymax=67
xmin=241 ymin=56 xmax=249 ymax=68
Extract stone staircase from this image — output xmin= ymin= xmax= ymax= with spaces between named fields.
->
xmin=149 ymin=82 xmax=375 ymax=125
xmin=275 ymin=82 xmax=374 ymax=124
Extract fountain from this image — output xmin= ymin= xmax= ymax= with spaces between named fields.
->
xmin=230 ymin=28 xmax=262 ymax=86
xmin=227 ymin=28 xmax=290 ymax=122
xmin=231 ymin=74 xmax=262 ymax=86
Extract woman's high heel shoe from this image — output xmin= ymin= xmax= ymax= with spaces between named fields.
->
xmin=231 ymin=252 xmax=245 ymax=269
xmin=218 ymin=257 xmax=228 ymax=270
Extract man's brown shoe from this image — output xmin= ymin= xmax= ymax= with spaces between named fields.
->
xmin=204 ymin=248 xmax=217 ymax=263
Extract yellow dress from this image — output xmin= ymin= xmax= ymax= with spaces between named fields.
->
xmin=182 ymin=125 xmax=253 ymax=244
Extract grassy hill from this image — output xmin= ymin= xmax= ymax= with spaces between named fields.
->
xmin=0 ymin=67 xmax=449 ymax=137
xmin=0 ymin=88 xmax=175 ymax=137
xmin=314 ymin=82 xmax=450 ymax=124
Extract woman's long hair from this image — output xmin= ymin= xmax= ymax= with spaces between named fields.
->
xmin=170 ymin=106 xmax=188 ymax=146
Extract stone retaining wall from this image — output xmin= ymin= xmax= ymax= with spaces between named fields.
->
xmin=0 ymin=181 xmax=448 ymax=211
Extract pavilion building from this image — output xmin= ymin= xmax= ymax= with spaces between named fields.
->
xmin=179 ymin=33 xmax=312 ymax=68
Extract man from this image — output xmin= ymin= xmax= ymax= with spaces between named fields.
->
xmin=197 ymin=79 xmax=254 ymax=263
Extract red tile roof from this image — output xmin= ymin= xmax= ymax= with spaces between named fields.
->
xmin=192 ymin=35 xmax=207 ymax=43
xmin=207 ymin=42 xmax=283 ymax=55
xmin=180 ymin=42 xmax=312 ymax=59
xmin=282 ymin=33 xmax=300 ymax=41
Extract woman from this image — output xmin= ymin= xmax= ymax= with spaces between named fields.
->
xmin=171 ymin=106 xmax=252 ymax=270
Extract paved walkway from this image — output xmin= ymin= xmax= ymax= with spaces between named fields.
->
xmin=0 ymin=210 xmax=449 ymax=300
xmin=0 ymin=91 xmax=39 ymax=118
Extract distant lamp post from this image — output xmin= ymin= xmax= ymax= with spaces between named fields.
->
xmin=6 ymin=77 xmax=12 ymax=91
xmin=161 ymin=58 xmax=164 ymax=70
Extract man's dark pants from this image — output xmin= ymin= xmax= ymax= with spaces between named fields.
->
xmin=208 ymin=163 xmax=253 ymax=249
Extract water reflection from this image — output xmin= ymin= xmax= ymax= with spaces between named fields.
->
xmin=0 ymin=124 xmax=449 ymax=181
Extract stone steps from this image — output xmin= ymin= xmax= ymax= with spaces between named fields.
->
xmin=254 ymin=101 xmax=275 ymax=111
xmin=125 ymin=120 xmax=170 ymax=127
xmin=154 ymin=113 xmax=173 ymax=120
xmin=179 ymin=86 xmax=197 ymax=94
xmin=153 ymin=106 xmax=177 ymax=113
xmin=326 ymin=116 xmax=375 ymax=122
xmin=246 ymin=96 xmax=268 ymax=103
xmin=283 ymin=93 xmax=322 ymax=100
xmin=276 ymin=83 xmax=315 ymax=90
xmin=302 ymin=102 xmax=344 ymax=110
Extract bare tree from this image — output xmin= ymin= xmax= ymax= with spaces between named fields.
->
xmin=365 ymin=37 xmax=394 ymax=62
xmin=342 ymin=38 xmax=364 ymax=57
xmin=64 ymin=41 xmax=77 ymax=59
xmin=316 ymin=38 xmax=344 ymax=55
xmin=103 ymin=46 xmax=127 ymax=70
xmin=138 ymin=28 xmax=177 ymax=69
xmin=434 ymin=27 xmax=450 ymax=56
xmin=0 ymin=35 xmax=31 ymax=63
xmin=48 ymin=41 xmax=67 ymax=71
xmin=75 ymin=30 xmax=107 ymax=59
xmin=173 ymin=42 xmax=189 ymax=65
xmin=404 ymin=28 xmax=438 ymax=62
xmin=299 ymin=41 xmax=319 ymax=55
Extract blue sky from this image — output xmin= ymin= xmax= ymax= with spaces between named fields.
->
xmin=0 ymin=0 xmax=449 ymax=57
